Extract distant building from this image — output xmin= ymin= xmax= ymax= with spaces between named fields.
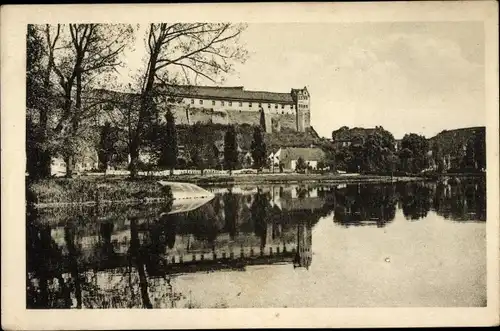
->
xmin=275 ymin=147 xmax=326 ymax=170
xmin=331 ymin=126 xmax=378 ymax=149
xmin=93 ymin=84 xmax=311 ymax=133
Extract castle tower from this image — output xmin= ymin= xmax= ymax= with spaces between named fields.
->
xmin=292 ymin=87 xmax=311 ymax=132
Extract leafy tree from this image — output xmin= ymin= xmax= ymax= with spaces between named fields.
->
xmin=159 ymin=109 xmax=178 ymax=175
xmin=462 ymin=137 xmax=476 ymax=169
xmin=473 ymin=130 xmax=486 ymax=170
xmin=127 ymin=23 xmax=248 ymax=178
xmin=296 ymin=157 xmax=307 ymax=173
xmin=259 ymin=109 xmax=266 ymax=132
xmin=400 ymin=133 xmax=429 ymax=173
xmin=186 ymin=122 xmax=217 ymax=175
xmin=398 ymin=148 xmax=413 ymax=173
xmin=224 ymin=125 xmax=239 ymax=175
xmin=431 ymin=141 xmax=445 ymax=172
xmin=250 ymin=126 xmax=267 ymax=171
xmin=98 ymin=121 xmax=118 ymax=170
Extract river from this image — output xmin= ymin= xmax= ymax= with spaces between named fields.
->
xmin=26 ymin=178 xmax=486 ymax=308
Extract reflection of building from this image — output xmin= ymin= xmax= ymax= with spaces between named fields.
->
xmin=29 ymin=184 xmax=325 ymax=289
xmin=42 ymin=220 xmax=314 ymax=278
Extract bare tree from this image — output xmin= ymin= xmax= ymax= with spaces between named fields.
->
xmin=47 ymin=24 xmax=134 ymax=177
xmin=128 ymin=23 xmax=248 ymax=178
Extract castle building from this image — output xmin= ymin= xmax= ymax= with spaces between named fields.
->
xmin=154 ymin=85 xmax=311 ymax=133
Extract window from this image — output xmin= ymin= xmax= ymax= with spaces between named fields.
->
xmin=275 ymin=104 xmax=278 ymax=109
xmin=212 ymin=100 xmax=216 ymax=106
xmin=268 ymin=103 xmax=271 ymax=108
xmin=221 ymin=101 xmax=225 ymax=106
xmin=282 ymin=104 xmax=285 ymax=109
xmin=239 ymin=101 xmax=243 ymax=107
xmin=191 ymin=99 xmax=194 ymax=104
xmin=249 ymin=102 xmax=252 ymax=107
xmin=282 ymin=111 xmax=284 ymax=114
xmin=229 ymin=101 xmax=232 ymax=106
xmin=199 ymin=99 xmax=203 ymax=105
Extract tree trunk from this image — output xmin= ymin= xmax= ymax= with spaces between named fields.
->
xmin=37 ymin=27 xmax=56 ymax=179
xmin=65 ymin=156 xmax=74 ymax=178
xmin=129 ymin=39 xmax=160 ymax=180
xmin=130 ymin=219 xmax=152 ymax=309
xmin=129 ymin=142 xmax=139 ymax=179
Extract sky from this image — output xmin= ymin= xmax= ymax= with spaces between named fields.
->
xmin=118 ymin=22 xmax=485 ymax=139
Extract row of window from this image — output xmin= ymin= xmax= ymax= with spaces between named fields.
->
xmin=190 ymin=99 xmax=296 ymax=110
xmin=298 ymin=104 xmax=309 ymax=109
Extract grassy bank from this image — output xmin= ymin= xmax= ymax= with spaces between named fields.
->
xmin=28 ymin=177 xmax=173 ymax=207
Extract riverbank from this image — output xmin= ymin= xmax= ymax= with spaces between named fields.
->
xmin=27 ymin=173 xmax=426 ymax=206
xmin=172 ymin=173 xmax=425 ymax=186
xmin=28 ymin=177 xmax=173 ymax=207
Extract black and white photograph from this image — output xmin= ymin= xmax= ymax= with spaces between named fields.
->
xmin=1 ymin=2 xmax=499 ymax=329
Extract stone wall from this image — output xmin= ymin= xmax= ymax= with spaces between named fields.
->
xmin=162 ymin=106 xmax=301 ymax=131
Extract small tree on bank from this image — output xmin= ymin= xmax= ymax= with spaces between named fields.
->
xmin=159 ymin=109 xmax=178 ymax=175
xmin=259 ymin=109 xmax=266 ymax=132
xmin=251 ymin=126 xmax=267 ymax=171
xmin=296 ymin=157 xmax=307 ymax=173
xmin=224 ymin=125 xmax=238 ymax=175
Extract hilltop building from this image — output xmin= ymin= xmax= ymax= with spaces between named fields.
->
xmin=152 ymin=85 xmax=311 ymax=133
xmin=92 ymin=85 xmax=311 ymax=134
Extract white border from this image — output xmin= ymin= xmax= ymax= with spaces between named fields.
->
xmin=1 ymin=2 xmax=499 ymax=329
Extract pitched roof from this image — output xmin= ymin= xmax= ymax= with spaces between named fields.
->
xmin=156 ymin=84 xmax=294 ymax=104
xmin=280 ymin=147 xmax=325 ymax=161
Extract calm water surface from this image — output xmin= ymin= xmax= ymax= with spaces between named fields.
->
xmin=26 ymin=179 xmax=486 ymax=308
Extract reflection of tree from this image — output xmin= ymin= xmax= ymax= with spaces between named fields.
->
xmin=188 ymin=202 xmax=220 ymax=246
xmin=433 ymin=179 xmax=486 ymax=222
xmin=398 ymin=183 xmax=433 ymax=221
xmin=223 ymin=190 xmax=239 ymax=240
xmin=26 ymin=206 xmax=71 ymax=308
xmin=99 ymin=221 xmax=116 ymax=259
xmin=251 ymin=190 xmax=271 ymax=248
xmin=64 ymin=221 xmax=83 ymax=308
xmin=333 ymin=184 xmax=397 ymax=227
xmin=129 ymin=217 xmax=152 ymax=308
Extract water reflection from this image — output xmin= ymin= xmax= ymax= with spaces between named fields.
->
xmin=26 ymin=178 xmax=486 ymax=308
